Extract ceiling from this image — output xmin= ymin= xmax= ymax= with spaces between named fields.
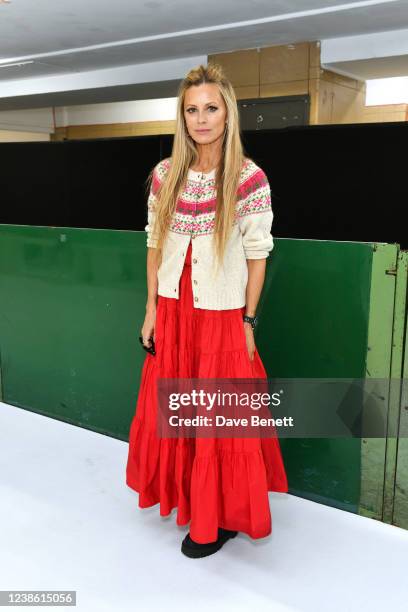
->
xmin=0 ymin=0 xmax=408 ymax=110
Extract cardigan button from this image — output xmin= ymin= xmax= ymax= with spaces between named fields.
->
xmin=193 ymin=280 xmax=197 ymax=285
xmin=193 ymin=258 xmax=197 ymax=264
xmin=194 ymin=297 xmax=198 ymax=302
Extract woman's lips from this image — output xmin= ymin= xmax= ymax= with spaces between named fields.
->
xmin=196 ymin=129 xmax=211 ymax=132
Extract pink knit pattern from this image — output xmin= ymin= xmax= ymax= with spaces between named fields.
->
xmin=150 ymin=157 xmax=272 ymax=238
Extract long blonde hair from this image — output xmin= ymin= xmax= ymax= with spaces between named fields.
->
xmin=145 ymin=62 xmax=247 ymax=275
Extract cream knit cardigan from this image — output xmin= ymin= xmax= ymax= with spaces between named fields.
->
xmin=145 ymin=157 xmax=274 ymax=310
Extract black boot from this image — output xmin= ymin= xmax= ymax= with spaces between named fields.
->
xmin=181 ymin=528 xmax=238 ymax=559
xmin=218 ymin=527 xmax=238 ymax=538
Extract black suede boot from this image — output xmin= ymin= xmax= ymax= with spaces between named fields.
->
xmin=218 ymin=527 xmax=238 ymax=538
xmin=181 ymin=528 xmax=238 ymax=558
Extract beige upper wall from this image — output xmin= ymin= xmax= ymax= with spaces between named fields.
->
xmin=0 ymin=130 xmax=50 ymax=142
xmin=56 ymin=40 xmax=407 ymax=141
xmin=209 ymin=42 xmax=407 ymax=125
xmin=1 ymin=40 xmax=406 ymax=142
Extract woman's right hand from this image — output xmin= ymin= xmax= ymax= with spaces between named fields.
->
xmin=141 ymin=307 xmax=156 ymax=348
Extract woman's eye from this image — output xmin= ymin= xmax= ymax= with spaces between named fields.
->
xmin=186 ymin=106 xmax=218 ymax=113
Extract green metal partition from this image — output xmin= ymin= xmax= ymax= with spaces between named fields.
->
xmin=255 ymin=240 xmax=400 ymax=518
xmin=0 ymin=225 xmax=406 ymax=525
xmin=392 ymin=251 xmax=408 ymax=529
xmin=0 ymin=225 xmax=148 ymax=437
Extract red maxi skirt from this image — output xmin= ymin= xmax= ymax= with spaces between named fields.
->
xmin=126 ymin=240 xmax=288 ymax=543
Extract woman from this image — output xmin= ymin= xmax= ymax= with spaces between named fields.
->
xmin=126 ymin=63 xmax=288 ymax=559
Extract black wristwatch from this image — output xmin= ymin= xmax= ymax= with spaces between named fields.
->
xmin=243 ymin=314 xmax=258 ymax=329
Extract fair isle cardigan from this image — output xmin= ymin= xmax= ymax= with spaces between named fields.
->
xmin=145 ymin=156 xmax=274 ymax=310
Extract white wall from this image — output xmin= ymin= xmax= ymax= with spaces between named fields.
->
xmin=0 ymin=97 xmax=178 ymax=140
xmin=54 ymin=98 xmax=178 ymax=127
xmin=0 ymin=108 xmax=54 ymax=134
xmin=366 ymin=77 xmax=408 ymax=105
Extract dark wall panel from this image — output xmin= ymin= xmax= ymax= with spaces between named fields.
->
xmin=241 ymin=122 xmax=408 ymax=249
xmin=0 ymin=122 xmax=407 ymax=248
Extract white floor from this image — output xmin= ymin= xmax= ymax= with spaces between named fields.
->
xmin=1 ymin=401 xmax=407 ymax=612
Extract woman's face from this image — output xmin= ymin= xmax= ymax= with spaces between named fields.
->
xmin=183 ymin=83 xmax=227 ymax=146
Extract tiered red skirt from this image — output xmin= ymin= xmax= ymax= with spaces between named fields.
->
xmin=126 ymin=240 xmax=288 ymax=543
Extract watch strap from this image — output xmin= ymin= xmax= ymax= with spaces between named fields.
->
xmin=243 ymin=314 xmax=258 ymax=329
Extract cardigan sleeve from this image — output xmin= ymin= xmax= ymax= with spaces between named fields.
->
xmin=237 ymin=166 xmax=274 ymax=259
xmin=144 ymin=162 xmax=162 ymax=248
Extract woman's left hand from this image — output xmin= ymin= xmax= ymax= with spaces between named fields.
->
xmin=243 ymin=323 xmax=256 ymax=362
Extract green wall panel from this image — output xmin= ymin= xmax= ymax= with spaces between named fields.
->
xmin=257 ymin=240 xmax=373 ymax=513
xmin=393 ymin=251 xmax=408 ymax=529
xmin=0 ymin=225 xmax=404 ymax=524
xmin=0 ymin=225 xmax=148 ymax=439
xmin=359 ymin=244 xmax=403 ymax=520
